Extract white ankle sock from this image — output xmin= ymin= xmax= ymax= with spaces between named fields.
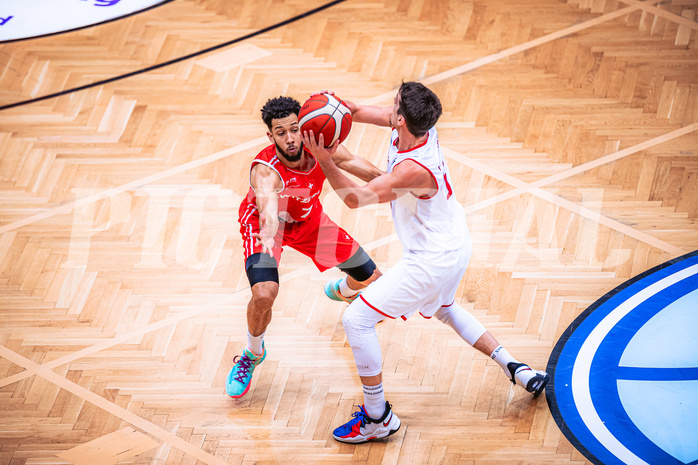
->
xmin=247 ymin=330 xmax=265 ymax=356
xmin=491 ymin=345 xmax=518 ymax=378
xmin=338 ymin=277 xmax=359 ymax=298
xmin=362 ymin=383 xmax=386 ymax=419
xmin=490 ymin=345 xmax=515 ymax=370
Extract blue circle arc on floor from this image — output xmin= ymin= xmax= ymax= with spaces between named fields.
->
xmin=0 ymin=0 xmax=170 ymax=42
xmin=547 ymin=250 xmax=698 ymax=465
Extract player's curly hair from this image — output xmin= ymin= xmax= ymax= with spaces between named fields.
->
xmin=261 ymin=96 xmax=301 ymax=129
xmin=397 ymin=81 xmax=442 ymax=137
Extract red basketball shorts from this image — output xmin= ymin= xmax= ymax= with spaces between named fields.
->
xmin=239 ymin=208 xmax=360 ymax=271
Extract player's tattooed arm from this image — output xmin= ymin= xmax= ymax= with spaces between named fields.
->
xmin=250 ymin=164 xmax=282 ymax=254
xmin=332 ymin=145 xmax=384 ymax=182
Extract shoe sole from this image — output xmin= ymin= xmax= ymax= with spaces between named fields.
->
xmin=227 ymin=383 xmax=251 ymax=399
xmin=332 ymin=422 xmax=401 ymax=444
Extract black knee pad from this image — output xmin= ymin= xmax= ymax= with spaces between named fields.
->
xmin=245 ymin=253 xmax=279 ymax=287
xmin=337 ymin=247 xmax=376 ymax=282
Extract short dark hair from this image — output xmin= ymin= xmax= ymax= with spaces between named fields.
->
xmin=261 ymin=96 xmax=301 ymax=129
xmin=397 ymin=82 xmax=442 ymax=137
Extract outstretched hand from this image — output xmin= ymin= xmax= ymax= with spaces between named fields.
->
xmin=301 ymin=130 xmax=339 ymax=164
xmin=251 ymin=232 xmax=274 ymax=255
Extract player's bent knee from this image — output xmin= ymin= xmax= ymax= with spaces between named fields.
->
xmin=434 ymin=306 xmax=452 ymax=324
xmin=342 ymin=299 xmax=383 ymax=349
xmin=251 ymin=292 xmax=276 ymax=310
xmin=342 ymin=305 xmax=372 ymax=349
xmin=337 ymin=247 xmax=376 ymax=282
xmin=251 ymin=281 xmax=278 ymax=309
xmin=342 ymin=306 xmax=364 ymax=349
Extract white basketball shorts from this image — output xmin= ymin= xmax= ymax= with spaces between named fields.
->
xmin=358 ymin=246 xmax=471 ymax=320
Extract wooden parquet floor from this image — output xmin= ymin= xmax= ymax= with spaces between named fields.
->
xmin=1 ymin=0 xmax=697 ymax=463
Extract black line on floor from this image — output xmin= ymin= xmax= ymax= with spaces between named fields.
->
xmin=0 ymin=0 xmax=176 ymax=45
xmin=0 ymin=0 xmax=347 ymax=112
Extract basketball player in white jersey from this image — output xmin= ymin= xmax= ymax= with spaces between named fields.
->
xmin=301 ymin=82 xmax=550 ymax=444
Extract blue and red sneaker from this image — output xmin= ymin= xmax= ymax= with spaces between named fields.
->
xmin=332 ymin=402 xmax=401 ymax=444
xmin=226 ymin=345 xmax=266 ymax=398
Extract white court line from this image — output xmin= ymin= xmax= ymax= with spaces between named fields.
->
xmin=444 ymin=147 xmax=685 ymax=255
xmin=0 ymin=137 xmax=268 ymax=235
xmin=360 ymin=1 xmax=661 ymax=106
xmin=0 ymin=344 xmax=231 ymax=465
xmin=459 ymin=124 xmax=698 ymax=255
xmin=529 ymin=123 xmax=698 ymax=189
xmin=0 ymin=233 xmax=390 ymax=389
xmin=620 ymin=0 xmax=698 ymax=31
xmin=571 ymin=264 xmax=698 ymax=465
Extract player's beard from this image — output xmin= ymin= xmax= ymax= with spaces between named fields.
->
xmin=276 ymin=141 xmax=302 ymax=163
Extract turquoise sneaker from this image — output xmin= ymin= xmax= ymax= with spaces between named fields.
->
xmin=226 ymin=345 xmax=266 ymax=398
xmin=324 ymin=279 xmax=360 ymax=304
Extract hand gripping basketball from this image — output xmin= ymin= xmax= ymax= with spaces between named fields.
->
xmin=299 ymin=93 xmax=353 ymax=147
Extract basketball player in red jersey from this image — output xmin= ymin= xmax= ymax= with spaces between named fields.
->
xmin=227 ymin=96 xmax=384 ymax=398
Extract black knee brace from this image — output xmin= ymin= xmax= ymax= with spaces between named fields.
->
xmin=245 ymin=253 xmax=279 ymax=287
xmin=337 ymin=247 xmax=376 ymax=282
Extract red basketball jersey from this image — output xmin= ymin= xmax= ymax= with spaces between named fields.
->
xmin=239 ymin=145 xmax=326 ymax=224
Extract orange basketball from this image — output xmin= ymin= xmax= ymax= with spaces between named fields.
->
xmin=299 ymin=93 xmax=353 ymax=147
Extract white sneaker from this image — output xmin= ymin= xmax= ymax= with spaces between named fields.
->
xmin=507 ymin=362 xmax=550 ymax=397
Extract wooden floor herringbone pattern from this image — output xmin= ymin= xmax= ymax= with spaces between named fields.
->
xmin=1 ymin=0 xmax=697 ymax=464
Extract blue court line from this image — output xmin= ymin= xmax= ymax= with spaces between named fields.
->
xmin=0 ymin=0 xmax=346 ymax=111
xmin=616 ymin=367 xmax=698 ymax=381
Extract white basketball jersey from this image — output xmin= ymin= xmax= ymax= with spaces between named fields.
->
xmin=387 ymin=127 xmax=470 ymax=254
